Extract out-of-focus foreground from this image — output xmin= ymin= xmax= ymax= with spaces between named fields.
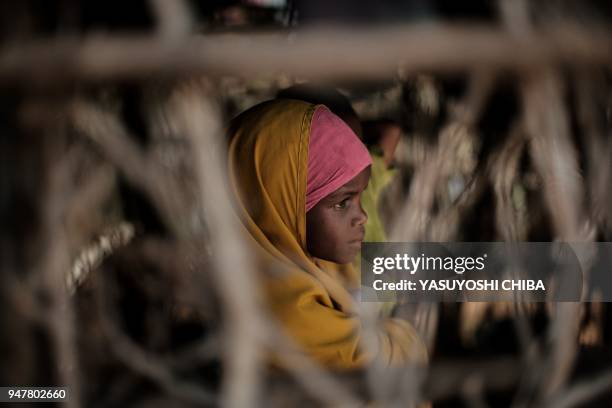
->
xmin=1 ymin=1 xmax=612 ymax=407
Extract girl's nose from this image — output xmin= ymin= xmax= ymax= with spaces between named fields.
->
xmin=354 ymin=203 xmax=368 ymax=226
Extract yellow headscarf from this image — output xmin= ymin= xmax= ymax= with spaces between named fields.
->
xmin=228 ymin=99 xmax=426 ymax=369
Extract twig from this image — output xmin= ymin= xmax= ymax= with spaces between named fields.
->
xmin=70 ymin=100 xmax=193 ymax=238
xmin=148 ymin=0 xmax=193 ymax=39
xmin=546 ymin=367 xmax=612 ymax=408
xmin=521 ymin=69 xmax=588 ymax=401
xmin=35 ymin=122 xmax=81 ymax=408
xmin=170 ymin=81 xmax=264 ymax=408
xmin=95 ymin=275 xmax=218 ymax=406
xmin=0 ymin=23 xmax=611 ymax=86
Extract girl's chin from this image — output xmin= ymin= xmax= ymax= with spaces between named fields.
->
xmin=338 ymin=246 xmax=361 ymax=264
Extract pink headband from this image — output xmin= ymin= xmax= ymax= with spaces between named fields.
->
xmin=306 ymin=106 xmax=372 ymax=212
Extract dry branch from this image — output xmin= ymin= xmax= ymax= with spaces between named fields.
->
xmin=70 ymin=100 xmax=194 ymax=238
xmin=170 ymin=82 xmax=264 ymax=408
xmin=0 ymin=23 xmax=611 ymax=86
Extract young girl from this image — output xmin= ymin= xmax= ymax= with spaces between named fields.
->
xmin=227 ymin=99 xmax=426 ymax=369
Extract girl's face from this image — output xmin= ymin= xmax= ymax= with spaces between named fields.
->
xmin=306 ymin=167 xmax=370 ymax=264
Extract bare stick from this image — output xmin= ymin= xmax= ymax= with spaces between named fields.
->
xmin=0 ymin=23 xmax=611 ymax=86
xmin=70 ymin=101 xmax=193 ymax=238
xmin=521 ymin=69 xmax=588 ymax=401
xmin=546 ymin=367 xmax=612 ymax=408
xmin=170 ymin=81 xmax=265 ymax=408
xmin=148 ymin=0 xmax=193 ymax=39
xmin=34 ymin=126 xmax=81 ymax=408
xmin=95 ymin=273 xmax=218 ymax=406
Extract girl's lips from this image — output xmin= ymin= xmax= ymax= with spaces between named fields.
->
xmin=348 ymin=238 xmax=364 ymax=247
xmin=351 ymin=233 xmax=365 ymax=243
xmin=348 ymin=228 xmax=365 ymax=249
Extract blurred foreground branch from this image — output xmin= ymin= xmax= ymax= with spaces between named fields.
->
xmin=0 ymin=23 xmax=611 ymax=86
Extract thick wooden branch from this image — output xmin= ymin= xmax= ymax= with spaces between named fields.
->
xmin=0 ymin=23 xmax=610 ymax=86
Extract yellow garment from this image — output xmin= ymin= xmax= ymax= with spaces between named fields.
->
xmin=362 ymin=149 xmax=397 ymax=243
xmin=228 ymin=99 xmax=426 ymax=370
xmin=355 ymin=149 xmax=398 ymax=317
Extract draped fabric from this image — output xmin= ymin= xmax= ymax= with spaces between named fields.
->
xmin=305 ymin=106 xmax=372 ymax=212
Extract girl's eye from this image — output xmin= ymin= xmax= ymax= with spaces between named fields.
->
xmin=334 ymin=199 xmax=350 ymax=210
